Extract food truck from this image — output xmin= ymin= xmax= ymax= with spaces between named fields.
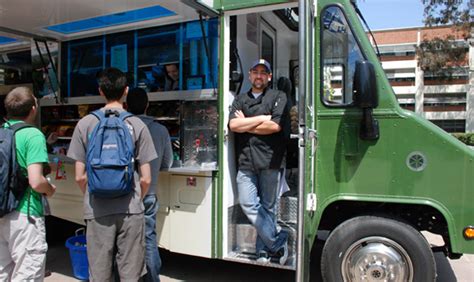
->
xmin=0 ymin=0 xmax=473 ymax=280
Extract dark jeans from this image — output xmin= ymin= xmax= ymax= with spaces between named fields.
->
xmin=143 ymin=194 xmax=161 ymax=282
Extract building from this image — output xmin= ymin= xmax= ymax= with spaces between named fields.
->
xmin=370 ymin=25 xmax=473 ymax=133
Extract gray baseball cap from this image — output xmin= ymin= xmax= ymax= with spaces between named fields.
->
xmin=250 ymin=59 xmax=272 ymax=73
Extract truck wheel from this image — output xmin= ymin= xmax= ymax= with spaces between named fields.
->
xmin=321 ymin=216 xmax=436 ymax=282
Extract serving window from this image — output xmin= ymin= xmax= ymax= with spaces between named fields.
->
xmin=61 ymin=18 xmax=218 ymax=97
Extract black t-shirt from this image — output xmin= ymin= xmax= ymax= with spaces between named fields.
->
xmin=229 ymin=88 xmax=290 ymax=171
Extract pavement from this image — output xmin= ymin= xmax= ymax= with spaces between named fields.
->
xmin=44 ymin=229 xmax=474 ymax=282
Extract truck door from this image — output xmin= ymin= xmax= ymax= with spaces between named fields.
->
xmin=296 ymin=0 xmax=316 ymax=281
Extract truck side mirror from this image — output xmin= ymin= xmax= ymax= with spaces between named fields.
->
xmin=353 ymin=60 xmax=377 ymax=108
xmin=353 ymin=60 xmax=379 ymax=141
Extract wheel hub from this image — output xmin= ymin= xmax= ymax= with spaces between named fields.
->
xmin=342 ymin=237 xmax=413 ymax=282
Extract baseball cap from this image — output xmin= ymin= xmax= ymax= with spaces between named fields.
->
xmin=250 ymin=59 xmax=272 ymax=73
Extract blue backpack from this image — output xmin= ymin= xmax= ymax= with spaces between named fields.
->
xmin=86 ymin=109 xmax=135 ymax=198
xmin=0 ymin=122 xmax=31 ymax=217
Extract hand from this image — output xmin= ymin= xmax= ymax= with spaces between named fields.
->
xmin=261 ymin=115 xmax=272 ymax=122
xmin=235 ymin=110 xmax=245 ymax=118
xmin=45 ymin=183 xmax=56 ymax=197
xmin=47 ymin=132 xmax=58 ymax=145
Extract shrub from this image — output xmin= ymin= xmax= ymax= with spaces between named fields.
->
xmin=452 ymin=133 xmax=474 ymax=146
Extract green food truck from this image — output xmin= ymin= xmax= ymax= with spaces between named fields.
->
xmin=0 ymin=0 xmax=472 ymax=281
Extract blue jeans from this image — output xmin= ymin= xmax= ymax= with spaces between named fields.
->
xmin=143 ymin=194 xmax=161 ymax=282
xmin=236 ymin=169 xmax=287 ymax=254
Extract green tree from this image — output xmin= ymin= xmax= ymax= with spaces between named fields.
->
xmin=416 ymin=0 xmax=472 ymax=76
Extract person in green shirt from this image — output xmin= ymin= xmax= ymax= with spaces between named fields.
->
xmin=0 ymin=87 xmax=56 ymax=281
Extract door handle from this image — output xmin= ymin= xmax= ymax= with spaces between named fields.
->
xmin=308 ymin=128 xmax=317 ymax=140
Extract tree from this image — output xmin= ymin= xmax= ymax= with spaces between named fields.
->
xmin=416 ymin=0 xmax=472 ymax=76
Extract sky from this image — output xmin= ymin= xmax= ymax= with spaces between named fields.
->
xmin=357 ymin=0 xmax=425 ymax=30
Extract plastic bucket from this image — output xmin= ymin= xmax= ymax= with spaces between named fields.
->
xmin=65 ymin=229 xmax=89 ymax=280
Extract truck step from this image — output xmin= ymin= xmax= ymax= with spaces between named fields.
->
xmin=231 ymin=224 xmax=296 ymax=267
xmin=226 ymin=251 xmax=295 ymax=270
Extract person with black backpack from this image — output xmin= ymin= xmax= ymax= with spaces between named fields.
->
xmin=67 ymin=68 xmax=157 ymax=281
xmin=0 ymin=87 xmax=56 ymax=281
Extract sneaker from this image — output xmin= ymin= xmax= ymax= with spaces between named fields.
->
xmin=256 ymin=250 xmax=271 ymax=263
xmin=276 ymin=242 xmax=289 ymax=265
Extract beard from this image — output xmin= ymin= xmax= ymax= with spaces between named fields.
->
xmin=252 ymin=79 xmax=267 ymax=90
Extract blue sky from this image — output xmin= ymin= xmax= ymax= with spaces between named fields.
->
xmin=357 ymin=0 xmax=425 ymax=30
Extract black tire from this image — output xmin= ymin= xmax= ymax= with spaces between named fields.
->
xmin=321 ymin=216 xmax=436 ymax=282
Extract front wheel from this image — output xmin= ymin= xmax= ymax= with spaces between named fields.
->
xmin=321 ymin=216 xmax=436 ymax=282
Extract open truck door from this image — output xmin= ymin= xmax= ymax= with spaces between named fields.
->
xmin=297 ymin=0 xmax=317 ymax=281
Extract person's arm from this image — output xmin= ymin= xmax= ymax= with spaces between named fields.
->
xmin=229 ymin=110 xmax=272 ymax=133
xmin=74 ymin=161 xmax=87 ymax=194
xmin=67 ymin=119 xmax=89 ymax=194
xmin=138 ymin=162 xmax=151 ymax=197
xmin=135 ymin=123 xmax=157 ymax=197
xmin=46 ymin=132 xmax=58 ymax=154
xmin=27 ymin=163 xmax=56 ymax=197
xmin=247 ymin=120 xmax=282 ymax=135
xmin=248 ymin=91 xmax=288 ymax=135
xmin=160 ymin=130 xmax=173 ymax=170
xmin=229 ymin=96 xmax=263 ymax=133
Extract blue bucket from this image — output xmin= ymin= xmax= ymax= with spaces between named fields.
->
xmin=65 ymin=230 xmax=89 ymax=280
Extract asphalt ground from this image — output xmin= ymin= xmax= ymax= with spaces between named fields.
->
xmin=44 ymin=218 xmax=473 ymax=282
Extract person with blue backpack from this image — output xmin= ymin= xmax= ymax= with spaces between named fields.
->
xmin=126 ymin=88 xmax=172 ymax=282
xmin=0 ymin=87 xmax=56 ymax=281
xmin=67 ymin=68 xmax=157 ymax=281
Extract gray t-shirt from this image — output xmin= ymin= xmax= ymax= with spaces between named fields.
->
xmin=67 ymin=107 xmax=157 ymax=219
xmin=138 ymin=115 xmax=172 ymax=195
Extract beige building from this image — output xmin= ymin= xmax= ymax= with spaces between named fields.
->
xmin=370 ymin=25 xmax=473 ymax=133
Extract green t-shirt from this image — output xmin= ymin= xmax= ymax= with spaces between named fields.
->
xmin=4 ymin=120 xmax=49 ymax=217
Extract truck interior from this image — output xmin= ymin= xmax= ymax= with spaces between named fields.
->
xmin=222 ymin=3 xmax=300 ymax=269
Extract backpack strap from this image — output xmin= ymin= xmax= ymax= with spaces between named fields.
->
xmin=91 ymin=109 xmax=106 ymax=121
xmin=119 ymin=111 xmax=133 ymax=121
xmin=5 ymin=122 xmax=34 ymax=223
xmin=91 ymin=109 xmax=131 ymax=121
xmin=8 ymin=122 xmax=32 ymax=134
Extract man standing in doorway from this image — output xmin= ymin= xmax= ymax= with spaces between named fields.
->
xmin=0 ymin=87 xmax=56 ymax=280
xmin=127 ymin=88 xmax=172 ymax=282
xmin=229 ymin=59 xmax=290 ymax=265
xmin=67 ymin=68 xmax=157 ymax=281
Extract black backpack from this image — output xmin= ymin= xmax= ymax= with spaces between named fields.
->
xmin=0 ymin=122 xmax=31 ymax=217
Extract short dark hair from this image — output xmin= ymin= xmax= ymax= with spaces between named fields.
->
xmin=5 ymin=87 xmax=36 ymax=118
xmin=97 ymin=68 xmax=128 ymax=101
xmin=126 ymin=88 xmax=148 ymax=115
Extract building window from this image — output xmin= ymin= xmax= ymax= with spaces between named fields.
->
xmin=378 ymin=44 xmax=416 ymax=61
xmin=397 ymin=97 xmax=415 ymax=112
xmin=385 ymin=69 xmax=416 ymax=86
xmin=424 ymin=102 xmax=466 ymax=112
xmin=430 ymin=120 xmax=466 ymax=133
xmin=424 ymin=95 xmax=466 ymax=112
xmin=424 ymin=67 xmax=468 ymax=85
xmin=399 ymin=103 xmax=415 ymax=111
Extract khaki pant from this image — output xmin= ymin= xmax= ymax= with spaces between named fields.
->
xmin=0 ymin=211 xmax=47 ymax=282
xmin=86 ymin=213 xmax=146 ymax=282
